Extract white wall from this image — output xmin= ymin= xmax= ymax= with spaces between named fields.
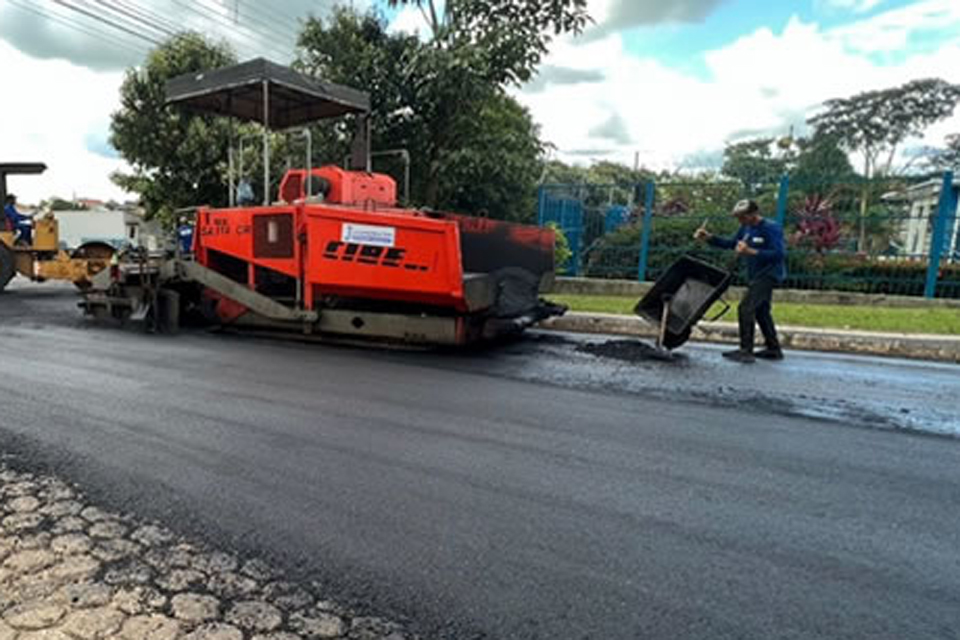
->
xmin=51 ymin=209 xmax=127 ymax=249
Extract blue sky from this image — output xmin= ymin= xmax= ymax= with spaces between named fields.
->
xmin=1 ymin=0 xmax=959 ymax=200
xmin=621 ymin=0 xmax=928 ymax=79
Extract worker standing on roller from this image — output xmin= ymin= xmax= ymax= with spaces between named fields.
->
xmin=694 ymin=199 xmax=786 ymax=363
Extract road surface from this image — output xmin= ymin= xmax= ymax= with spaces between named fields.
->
xmin=2 ymin=280 xmax=959 ymax=639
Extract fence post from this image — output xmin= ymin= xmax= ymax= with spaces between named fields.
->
xmin=775 ymin=174 xmax=789 ymax=226
xmin=925 ymin=171 xmax=957 ymax=299
xmin=537 ymin=186 xmax=546 ymax=226
xmin=637 ymin=181 xmax=656 ymax=282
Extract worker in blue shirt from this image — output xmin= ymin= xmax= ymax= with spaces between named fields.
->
xmin=695 ymin=199 xmax=786 ymax=363
xmin=4 ymin=194 xmax=33 ymax=246
xmin=177 ymin=216 xmax=194 ymax=256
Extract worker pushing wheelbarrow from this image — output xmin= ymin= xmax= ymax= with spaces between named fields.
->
xmin=635 ymin=198 xmax=787 ymax=362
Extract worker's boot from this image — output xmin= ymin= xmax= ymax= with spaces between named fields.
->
xmin=722 ymin=349 xmax=755 ymax=364
xmin=754 ymin=347 xmax=784 ymax=360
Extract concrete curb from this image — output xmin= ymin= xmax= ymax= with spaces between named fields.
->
xmin=550 ymin=277 xmax=960 ymax=309
xmin=539 ymin=312 xmax=960 ymax=364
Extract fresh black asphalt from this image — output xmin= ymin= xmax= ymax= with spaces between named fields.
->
xmin=2 ymin=281 xmax=959 ymax=639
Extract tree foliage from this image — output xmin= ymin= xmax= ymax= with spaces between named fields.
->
xmin=296 ymin=7 xmax=547 ymax=220
xmin=807 ymin=78 xmax=960 ymax=178
xmin=927 ymin=133 xmax=960 ymax=173
xmin=385 ymin=0 xmax=590 ymax=85
xmin=790 ymin=133 xmax=857 ymax=187
xmin=110 ymin=33 xmax=236 ymax=223
xmin=721 ymin=137 xmax=786 ymax=192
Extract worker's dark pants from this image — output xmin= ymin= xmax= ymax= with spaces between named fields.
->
xmin=16 ymin=224 xmax=32 ymax=246
xmin=739 ymin=276 xmax=780 ymax=352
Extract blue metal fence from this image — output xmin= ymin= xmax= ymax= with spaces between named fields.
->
xmin=537 ymin=172 xmax=960 ymax=299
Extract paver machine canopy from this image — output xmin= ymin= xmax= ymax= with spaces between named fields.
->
xmin=165 ymin=57 xmax=372 ymax=205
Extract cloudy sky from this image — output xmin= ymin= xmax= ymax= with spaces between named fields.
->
xmin=1 ymin=0 xmax=959 ymax=203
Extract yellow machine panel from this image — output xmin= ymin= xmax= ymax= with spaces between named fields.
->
xmin=33 ymin=216 xmax=59 ymax=252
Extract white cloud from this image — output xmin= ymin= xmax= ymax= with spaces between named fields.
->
xmin=0 ymin=0 xmax=369 ymax=204
xmin=817 ymin=0 xmax=886 ymax=14
xmin=0 ymin=40 xmax=128 ymax=204
xmin=831 ymin=0 xmax=960 ymax=53
xmin=517 ymin=0 xmax=960 ymax=172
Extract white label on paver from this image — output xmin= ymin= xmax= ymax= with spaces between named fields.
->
xmin=341 ymin=223 xmax=396 ymax=247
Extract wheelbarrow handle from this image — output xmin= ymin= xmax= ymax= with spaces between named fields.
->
xmin=704 ymin=299 xmax=731 ymax=322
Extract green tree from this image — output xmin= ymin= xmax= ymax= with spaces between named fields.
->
xmin=385 ymin=0 xmax=590 ymax=84
xmin=807 ymin=78 xmax=960 ymax=248
xmin=437 ymin=93 xmax=545 ymax=221
xmin=297 ymin=7 xmax=549 ymax=219
xmin=540 ymin=159 xmax=589 ymax=184
xmin=720 ymin=137 xmax=787 ymax=193
xmin=791 ymin=133 xmax=857 ymax=187
xmin=928 ymin=133 xmax=960 ymax=173
xmin=110 ymin=33 xmax=236 ymax=224
xmin=369 ymin=0 xmax=588 ymax=205
xmin=808 ymin=79 xmax=960 ymax=178
xmin=44 ymin=197 xmax=84 ymax=211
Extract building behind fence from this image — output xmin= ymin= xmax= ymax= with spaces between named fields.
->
xmin=538 ymin=171 xmax=960 ymax=299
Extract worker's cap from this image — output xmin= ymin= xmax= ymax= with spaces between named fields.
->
xmin=731 ymin=199 xmax=758 ymax=216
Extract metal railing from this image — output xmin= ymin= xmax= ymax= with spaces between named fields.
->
xmin=538 ymin=172 xmax=960 ymax=299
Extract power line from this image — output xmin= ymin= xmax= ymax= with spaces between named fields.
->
xmin=208 ymin=0 xmax=300 ymax=61
xmin=167 ymin=0 xmax=294 ymax=61
xmin=6 ymin=0 xmax=151 ymax=59
xmin=49 ymin=0 xmax=164 ymax=46
xmin=87 ymin=0 xmax=179 ymax=40
xmin=111 ymin=0 xmax=185 ymax=36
